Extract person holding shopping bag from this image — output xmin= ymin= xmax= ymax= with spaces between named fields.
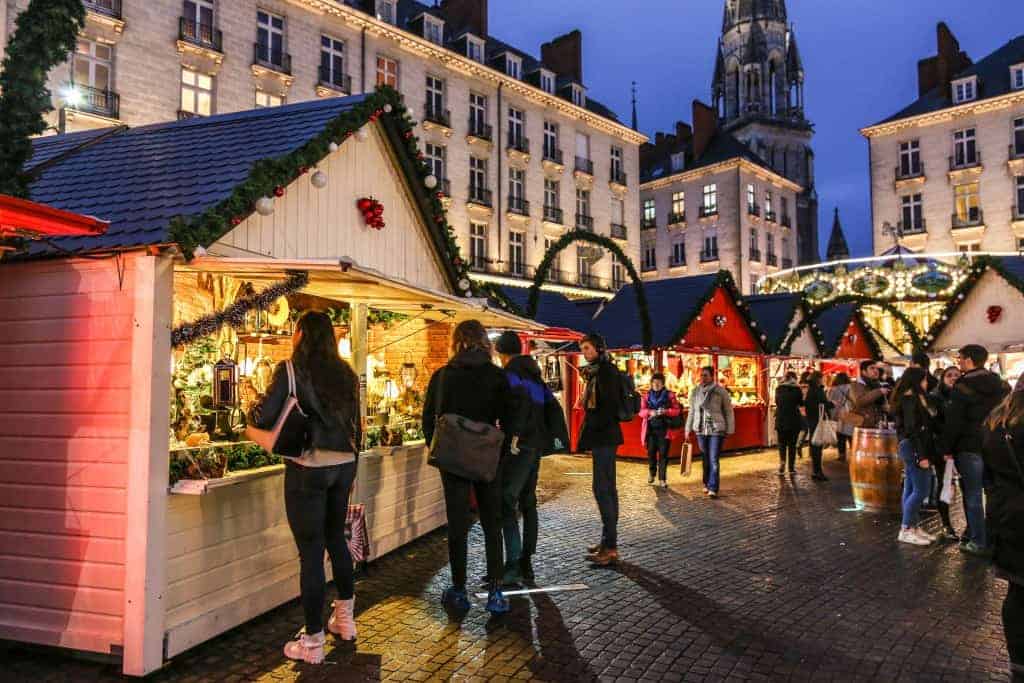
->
xmin=247 ymin=311 xmax=361 ymax=665
xmin=685 ymin=366 xmax=734 ymax=499
xmin=805 ymin=371 xmax=833 ymax=481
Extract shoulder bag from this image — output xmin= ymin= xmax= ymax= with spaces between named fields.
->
xmin=245 ymin=360 xmax=311 ymax=458
xmin=428 ymin=368 xmax=505 ymax=483
xmin=811 ymin=404 xmax=838 ymax=447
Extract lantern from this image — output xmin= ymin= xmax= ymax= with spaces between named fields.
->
xmin=401 ymin=359 xmax=418 ymax=388
xmin=212 ymin=342 xmax=238 ymax=408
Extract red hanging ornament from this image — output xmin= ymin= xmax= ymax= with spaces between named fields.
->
xmin=987 ymin=305 xmax=1003 ymax=323
xmin=357 ymin=197 xmax=385 ymax=230
xmin=404 ymin=131 xmax=414 ymax=139
xmin=299 ymin=166 xmax=310 ymax=175
xmin=273 ymin=185 xmax=285 ymax=197
xmin=230 ymin=216 xmax=242 ymax=226
xmin=452 ymin=257 xmax=463 ymax=267
xmin=357 ymin=197 xmax=373 ymax=212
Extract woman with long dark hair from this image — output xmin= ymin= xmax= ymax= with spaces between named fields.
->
xmin=804 ymin=371 xmax=832 ymax=481
xmin=423 ymin=320 xmax=514 ymax=614
xmin=931 ymin=366 xmax=962 ymax=541
xmin=827 ymin=372 xmax=853 ymax=462
xmin=981 ymin=386 xmax=1024 ymax=682
xmin=891 ymin=366 xmax=938 ymax=546
xmin=249 ymin=311 xmax=361 ymax=664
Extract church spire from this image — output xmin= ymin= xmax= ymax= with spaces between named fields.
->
xmin=826 ymin=208 xmax=851 ymax=261
xmin=631 ymin=81 xmax=638 ymax=131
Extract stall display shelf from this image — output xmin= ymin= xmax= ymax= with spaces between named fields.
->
xmin=169 ymin=463 xmax=284 ymax=495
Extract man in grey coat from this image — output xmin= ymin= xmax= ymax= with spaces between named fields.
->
xmin=685 ymin=366 xmax=735 ymax=498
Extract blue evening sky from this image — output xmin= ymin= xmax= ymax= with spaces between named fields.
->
xmin=489 ymin=0 xmax=1024 ymax=257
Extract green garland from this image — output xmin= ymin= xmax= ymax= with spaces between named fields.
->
xmin=920 ymin=257 xmax=992 ymax=350
xmin=167 ymin=87 xmax=480 ymax=301
xmin=0 ymin=0 xmax=85 ymax=197
xmin=527 ymin=229 xmax=653 ymax=349
xmin=475 ymin=281 xmax=527 ymax=318
xmin=780 ymin=295 xmax=906 ymax=358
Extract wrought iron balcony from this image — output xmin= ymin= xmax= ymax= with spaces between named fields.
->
xmin=576 ymin=213 xmax=594 ymax=231
xmin=508 ymin=134 xmax=530 ymax=154
xmin=177 ymin=109 xmax=202 ymax=120
xmin=699 ymin=205 xmax=719 ymax=218
xmin=67 ymin=83 xmax=119 ymax=119
xmin=424 ymin=104 xmax=451 ymax=128
xmin=897 ymin=218 xmax=927 ymax=235
xmin=667 ymin=211 xmax=686 ymax=226
xmin=574 ymin=156 xmax=594 ymax=175
xmin=747 ymin=203 xmax=760 ymax=217
xmin=700 ymin=250 xmax=719 ymax=263
xmin=610 ymin=223 xmax=627 ymax=240
xmin=468 ymin=118 xmax=492 ymax=141
xmin=254 ymin=43 xmax=292 ymax=75
xmin=749 ymin=248 xmax=762 ymax=262
xmin=669 ymin=256 xmax=687 ymax=268
xmin=782 ymin=257 xmax=794 ymax=269
xmin=468 ymin=186 xmax=493 ymax=208
xmin=766 ymin=253 xmax=778 ymax=267
xmin=949 ymin=151 xmax=981 ymax=171
xmin=781 ymin=214 xmax=792 ymax=228
xmin=952 ymin=209 xmax=984 ymax=229
xmin=610 ymin=169 xmax=628 ymax=186
xmin=543 ymin=147 xmax=564 ymax=165
xmin=84 ymin=0 xmax=121 ymax=18
xmin=506 ymin=260 xmax=527 ymax=277
xmin=543 ymin=205 xmax=563 ymax=224
xmin=507 ymin=196 xmax=530 ymax=216
xmin=895 ymin=162 xmax=924 ymax=181
xmin=318 ymin=66 xmax=351 ymax=93
xmin=179 ymin=18 xmax=222 ymax=51
xmin=641 ymin=261 xmax=657 ymax=273
xmin=640 ymin=217 xmax=657 ymax=231
xmin=765 ymin=210 xmax=778 ymax=223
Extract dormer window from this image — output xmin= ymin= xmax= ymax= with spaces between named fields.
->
xmin=952 ymin=76 xmax=977 ymax=104
xmin=376 ymin=0 xmax=396 ymax=25
xmin=570 ymin=84 xmax=585 ymax=107
xmin=506 ymin=54 xmax=522 ymax=80
xmin=670 ymin=152 xmax=684 ymax=172
xmin=539 ymin=69 xmax=555 ymax=94
xmin=1013 ymin=64 xmax=1024 ymax=91
xmin=422 ymin=16 xmax=444 ymax=45
xmin=466 ymin=35 xmax=484 ymax=63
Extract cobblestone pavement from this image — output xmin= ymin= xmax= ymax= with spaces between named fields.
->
xmin=3 ymin=450 xmax=1012 ymax=682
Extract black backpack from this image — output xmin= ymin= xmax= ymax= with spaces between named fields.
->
xmin=617 ymin=370 xmax=641 ymax=422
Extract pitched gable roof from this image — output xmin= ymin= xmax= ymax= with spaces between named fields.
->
xmin=746 ymin=293 xmax=807 ymax=354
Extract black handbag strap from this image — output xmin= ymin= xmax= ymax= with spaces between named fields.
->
xmin=433 ymin=366 xmax=446 ymax=423
xmin=1003 ymin=432 xmax=1024 ymax=488
xmin=284 ymin=359 xmax=308 ymax=417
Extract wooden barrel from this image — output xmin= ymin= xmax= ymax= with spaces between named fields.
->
xmin=849 ymin=427 xmax=903 ymax=513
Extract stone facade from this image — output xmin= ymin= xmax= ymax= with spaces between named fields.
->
xmin=2 ymin=0 xmax=644 ymax=297
xmin=862 ymin=25 xmax=1024 ymax=255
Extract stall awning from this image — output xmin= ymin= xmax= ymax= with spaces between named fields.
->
xmin=499 ymin=286 xmax=596 ymax=338
xmin=0 ymin=194 xmax=108 ymax=238
xmin=182 ymin=256 xmax=543 ymax=331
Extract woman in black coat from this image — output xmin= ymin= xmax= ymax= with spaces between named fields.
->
xmin=774 ymin=371 xmax=803 ymax=475
xmin=804 ymin=371 xmax=833 ymax=481
xmin=930 ymin=366 xmax=962 ymax=541
xmin=981 ymin=387 xmax=1024 ymax=682
xmin=422 ymin=320 xmax=515 ymax=615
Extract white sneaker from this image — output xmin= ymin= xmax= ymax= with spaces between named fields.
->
xmin=913 ymin=528 xmax=937 ymax=544
xmin=283 ymin=630 xmax=325 ymax=664
xmin=898 ymin=528 xmax=930 ymax=546
xmin=659 ymin=480 xmax=668 ymax=488
xmin=328 ymin=598 xmax=356 ymax=641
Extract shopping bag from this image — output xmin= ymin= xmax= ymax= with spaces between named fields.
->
xmin=811 ymin=405 xmax=838 ymax=448
xmin=345 ymin=504 xmax=370 ymax=564
xmin=679 ymin=442 xmax=693 ymax=477
xmin=939 ymin=461 xmax=957 ymax=505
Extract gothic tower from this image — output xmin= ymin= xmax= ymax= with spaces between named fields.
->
xmin=712 ymin=0 xmax=819 ymax=265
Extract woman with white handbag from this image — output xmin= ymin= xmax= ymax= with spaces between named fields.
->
xmin=247 ymin=311 xmax=361 ymax=664
xmin=805 ymin=371 xmax=834 ymax=482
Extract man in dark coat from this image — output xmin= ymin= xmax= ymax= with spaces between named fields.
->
xmin=577 ymin=333 xmax=623 ymax=566
xmin=774 ymin=371 xmax=803 ymax=475
xmin=940 ymin=344 xmax=1011 ymax=556
xmin=494 ymin=332 xmax=569 ymax=586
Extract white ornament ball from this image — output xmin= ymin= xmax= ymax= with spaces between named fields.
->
xmin=458 ymin=278 xmax=471 ymax=291
xmin=464 ymin=290 xmax=474 ymax=298
xmin=356 ymin=126 xmax=370 ymax=142
xmin=329 ymin=142 xmax=339 ymax=153
xmin=255 ymin=196 xmax=275 ymax=216
xmin=383 ymin=104 xmax=393 ymax=113
xmin=194 ymin=246 xmax=208 ymax=257
xmin=311 ymin=170 xmax=328 ymax=189
xmin=424 ymin=174 xmax=438 ymax=189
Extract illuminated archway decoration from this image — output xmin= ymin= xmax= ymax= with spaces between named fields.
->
xmin=528 ymin=229 xmax=653 ymax=350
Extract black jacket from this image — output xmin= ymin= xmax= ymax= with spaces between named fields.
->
xmin=930 ymin=383 xmax=955 ymax=432
xmin=422 ymin=349 xmax=514 ymax=446
xmin=577 ymin=356 xmax=624 ymax=451
xmin=774 ymin=382 xmax=804 ymax=433
xmin=940 ymin=369 xmax=1010 ymax=456
xmin=504 ymin=354 xmax=570 ymax=454
xmin=250 ymin=359 xmax=361 ymax=454
xmin=982 ymin=421 xmax=1024 ymax=583
xmin=894 ymin=394 xmax=937 ymax=463
xmin=804 ymin=384 xmax=832 ymax=432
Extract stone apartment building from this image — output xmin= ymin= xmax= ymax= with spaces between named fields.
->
xmin=640 ymin=101 xmax=801 ymax=296
xmin=862 ymin=23 xmax=1024 ymax=255
xmin=0 ymin=0 xmax=645 ymax=297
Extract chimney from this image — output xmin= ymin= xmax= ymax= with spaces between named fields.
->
xmin=675 ymin=121 xmax=692 ymax=144
xmin=655 ymin=132 xmax=666 ymax=145
xmin=917 ymin=22 xmax=972 ymax=98
xmin=541 ymin=30 xmax=583 ymax=83
xmin=440 ymin=0 xmax=487 ymax=37
xmin=692 ymin=101 xmax=718 ymax=161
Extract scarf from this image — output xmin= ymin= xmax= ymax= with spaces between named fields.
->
xmin=646 ymin=388 xmax=669 ymax=411
xmin=580 ymin=355 xmax=608 ymax=411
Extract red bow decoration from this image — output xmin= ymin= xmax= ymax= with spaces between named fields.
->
xmin=713 ymin=314 xmax=727 ymax=328
xmin=987 ymin=305 xmax=1003 ymax=323
xmin=357 ymin=197 xmax=385 ymax=230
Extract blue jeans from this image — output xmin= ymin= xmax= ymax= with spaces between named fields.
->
xmin=956 ymin=451 xmax=987 ymax=547
xmin=591 ymin=445 xmax=619 ymax=549
xmin=697 ymin=434 xmax=724 ymax=493
xmin=898 ymin=439 xmax=930 ymax=529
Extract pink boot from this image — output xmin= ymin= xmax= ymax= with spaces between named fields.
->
xmin=327 ymin=598 xmax=356 ymax=641
xmin=283 ymin=630 xmax=325 ymax=664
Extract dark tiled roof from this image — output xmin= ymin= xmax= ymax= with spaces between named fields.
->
xmin=815 ymin=303 xmax=857 ymax=355
xmin=26 ymin=127 xmax=121 ymax=172
xmin=745 ymin=293 xmax=802 ymax=353
xmin=995 ymin=255 xmax=1024 ymax=287
xmin=876 ymin=35 xmax=1024 ymax=125
xmin=592 ymin=274 xmax=720 ymax=349
xmin=641 ymin=131 xmax=771 ymax=183
xmin=25 ymin=95 xmax=369 ymax=256
xmin=500 ymin=287 xmax=597 ymax=334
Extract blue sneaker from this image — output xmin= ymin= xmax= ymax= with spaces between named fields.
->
xmin=441 ymin=587 xmax=470 ymax=611
xmin=485 ymin=588 xmax=510 ymax=615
